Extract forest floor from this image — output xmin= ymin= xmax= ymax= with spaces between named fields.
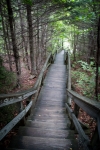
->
xmin=3 ymin=58 xmax=38 ymax=93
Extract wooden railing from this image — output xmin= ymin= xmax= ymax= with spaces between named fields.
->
xmin=65 ymin=51 xmax=100 ymax=150
xmin=0 ymin=52 xmax=55 ymax=141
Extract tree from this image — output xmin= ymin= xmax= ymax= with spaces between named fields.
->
xmin=6 ymin=0 xmax=21 ymax=86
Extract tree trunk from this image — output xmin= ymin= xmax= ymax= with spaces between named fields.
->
xmin=18 ymin=1 xmax=30 ymax=70
xmin=0 ymin=2 xmax=12 ymax=71
xmin=26 ymin=4 xmax=34 ymax=74
xmin=95 ymin=16 xmax=100 ymax=101
xmin=6 ymin=0 xmax=21 ymax=85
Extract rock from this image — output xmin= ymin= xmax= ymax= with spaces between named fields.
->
xmin=29 ymin=75 xmax=36 ymax=80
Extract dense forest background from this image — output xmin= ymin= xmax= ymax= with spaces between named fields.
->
xmin=0 ymin=0 xmax=100 ymax=100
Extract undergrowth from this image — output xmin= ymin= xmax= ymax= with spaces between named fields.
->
xmin=0 ymin=59 xmax=17 ymax=93
xmin=0 ymin=104 xmax=18 ymax=128
xmin=71 ymin=60 xmax=95 ymax=99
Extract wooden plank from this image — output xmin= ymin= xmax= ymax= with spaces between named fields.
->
xmin=30 ymin=114 xmax=69 ymax=122
xmin=9 ymin=136 xmax=78 ymax=150
xmin=37 ymin=87 xmax=66 ymax=101
xmin=50 ymin=63 xmax=66 ymax=68
xmin=0 ymin=90 xmax=37 ymax=107
xmin=46 ymin=72 xmax=66 ymax=79
xmin=7 ymin=148 xmax=28 ymax=150
xmin=44 ymin=77 xmax=66 ymax=84
xmin=67 ymin=90 xmax=100 ymax=119
xmin=67 ymin=90 xmax=100 ymax=110
xmin=30 ymin=106 xmax=68 ymax=118
xmin=49 ymin=68 xmax=66 ymax=74
xmin=18 ymin=126 xmax=75 ymax=139
xmin=37 ymin=96 xmax=66 ymax=104
xmin=25 ymin=120 xmax=70 ymax=130
xmin=33 ymin=107 xmax=66 ymax=114
xmin=43 ymin=80 xmax=66 ymax=89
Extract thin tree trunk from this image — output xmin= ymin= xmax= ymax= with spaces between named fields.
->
xmin=6 ymin=0 xmax=21 ymax=86
xmin=36 ymin=7 xmax=40 ymax=71
xmin=95 ymin=16 xmax=100 ymax=101
xmin=0 ymin=3 xmax=12 ymax=71
xmin=26 ymin=4 xmax=34 ymax=74
xmin=18 ymin=1 xmax=30 ymax=70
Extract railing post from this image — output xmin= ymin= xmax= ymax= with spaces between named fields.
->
xmin=20 ymin=101 xmax=26 ymax=125
xmin=74 ymin=103 xmax=80 ymax=117
xmin=49 ymin=54 xmax=53 ymax=64
xmin=90 ymin=126 xmax=99 ymax=148
xmin=26 ymin=95 xmax=32 ymax=116
xmin=64 ymin=50 xmax=67 ymax=64
xmin=70 ymin=102 xmax=80 ymax=129
xmin=67 ymin=53 xmax=71 ymax=105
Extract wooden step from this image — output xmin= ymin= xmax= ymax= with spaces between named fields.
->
xmin=18 ymin=126 xmax=75 ymax=139
xmin=43 ymin=80 xmax=66 ymax=89
xmin=44 ymin=77 xmax=66 ymax=84
xmin=40 ymin=86 xmax=66 ymax=94
xmin=47 ymin=68 xmax=66 ymax=74
xmin=45 ymin=72 xmax=66 ymax=80
xmin=31 ymin=106 xmax=66 ymax=112
xmin=9 ymin=136 xmax=78 ymax=150
xmin=31 ymin=111 xmax=68 ymax=119
xmin=31 ymin=107 xmax=67 ymax=114
xmin=37 ymin=87 xmax=66 ymax=102
xmin=25 ymin=120 xmax=70 ymax=130
xmin=6 ymin=148 xmax=28 ymax=150
xmin=50 ymin=63 xmax=66 ymax=68
xmin=35 ymin=101 xmax=65 ymax=107
xmin=29 ymin=114 xmax=69 ymax=123
xmin=54 ymin=61 xmax=64 ymax=64
xmin=30 ymin=107 xmax=68 ymax=118
xmin=49 ymin=68 xmax=66 ymax=72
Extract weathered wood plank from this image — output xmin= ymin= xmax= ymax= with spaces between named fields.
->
xmin=10 ymin=136 xmax=78 ymax=150
xmin=67 ymin=89 xmax=100 ymax=119
xmin=0 ymin=90 xmax=37 ymax=107
xmin=18 ymin=126 xmax=75 ymax=139
xmin=26 ymin=120 xmax=70 ymax=130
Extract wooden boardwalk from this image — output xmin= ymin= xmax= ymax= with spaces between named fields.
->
xmin=8 ymin=51 xmax=78 ymax=150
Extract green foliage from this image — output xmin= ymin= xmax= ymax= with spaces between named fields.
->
xmin=98 ymin=67 xmax=100 ymax=75
xmin=0 ymin=64 xmax=17 ymax=93
xmin=71 ymin=61 xmax=95 ymax=99
xmin=78 ymin=60 xmax=95 ymax=73
xmin=22 ymin=0 xmax=33 ymax=5
xmin=52 ymin=0 xmax=67 ymax=4
xmin=0 ymin=104 xmax=17 ymax=124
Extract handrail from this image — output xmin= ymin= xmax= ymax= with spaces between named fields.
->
xmin=0 ymin=52 xmax=54 ymax=140
xmin=67 ymin=52 xmax=71 ymax=105
xmin=67 ymin=89 xmax=100 ymax=138
xmin=67 ymin=89 xmax=100 ymax=111
xmin=65 ymin=51 xmax=100 ymax=149
xmin=65 ymin=103 xmax=90 ymax=150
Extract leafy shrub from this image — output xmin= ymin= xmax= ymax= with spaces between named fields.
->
xmin=0 ymin=104 xmax=17 ymax=124
xmin=0 ymin=65 xmax=17 ymax=93
xmin=78 ymin=60 xmax=95 ymax=73
xmin=71 ymin=60 xmax=95 ymax=99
